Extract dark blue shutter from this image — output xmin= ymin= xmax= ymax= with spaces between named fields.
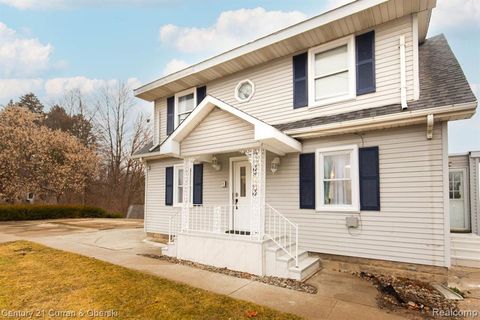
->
xmin=299 ymin=153 xmax=315 ymax=209
xmin=293 ymin=52 xmax=308 ymax=109
xmin=356 ymin=31 xmax=376 ymax=95
xmin=165 ymin=166 xmax=173 ymax=206
xmin=196 ymin=86 xmax=207 ymax=106
xmin=359 ymin=147 xmax=380 ymax=211
xmin=166 ymin=96 xmax=174 ymax=135
xmin=193 ymin=164 xmax=203 ymax=205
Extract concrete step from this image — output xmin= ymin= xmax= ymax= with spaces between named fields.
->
xmin=276 ymin=250 xmax=309 ymax=268
xmin=266 ymin=243 xmax=297 ymax=257
xmin=161 ymin=242 xmax=177 ymax=257
xmin=288 ymin=256 xmax=321 ymax=281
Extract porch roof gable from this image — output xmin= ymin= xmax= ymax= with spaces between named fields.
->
xmin=160 ymin=95 xmax=302 ymax=157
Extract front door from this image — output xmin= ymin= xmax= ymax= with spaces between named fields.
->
xmin=449 ymin=169 xmax=470 ymax=231
xmin=232 ymin=160 xmax=252 ymax=232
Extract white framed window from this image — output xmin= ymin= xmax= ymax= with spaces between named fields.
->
xmin=308 ymin=35 xmax=356 ymax=108
xmin=174 ymin=88 xmax=196 ymax=128
xmin=234 ymin=79 xmax=255 ymax=103
xmin=316 ymin=145 xmax=359 ymax=212
xmin=173 ymin=164 xmax=193 ymax=207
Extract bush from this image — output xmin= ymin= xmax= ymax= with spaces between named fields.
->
xmin=0 ymin=205 xmax=123 ymax=221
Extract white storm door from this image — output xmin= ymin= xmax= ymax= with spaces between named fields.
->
xmin=449 ymin=169 xmax=470 ymax=231
xmin=233 ymin=160 xmax=252 ymax=232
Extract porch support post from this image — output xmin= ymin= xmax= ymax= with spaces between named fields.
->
xmin=243 ymin=148 xmax=266 ymax=239
xmin=181 ymin=157 xmax=194 ymax=232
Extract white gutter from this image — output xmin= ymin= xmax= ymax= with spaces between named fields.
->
xmin=399 ymin=35 xmax=408 ymax=110
xmin=285 ymin=102 xmax=477 ymax=139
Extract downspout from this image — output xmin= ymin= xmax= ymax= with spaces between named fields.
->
xmin=399 ymin=35 xmax=408 ymax=110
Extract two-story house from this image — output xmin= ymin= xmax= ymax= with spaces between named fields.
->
xmin=132 ymin=0 xmax=477 ymax=280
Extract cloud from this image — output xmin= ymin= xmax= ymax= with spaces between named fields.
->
xmin=430 ymin=0 xmax=480 ymax=31
xmin=0 ymin=0 xmax=164 ymax=9
xmin=44 ymin=76 xmax=139 ymax=97
xmin=448 ymin=83 xmax=480 ymax=153
xmin=162 ymin=59 xmax=189 ymax=76
xmin=0 ymin=78 xmax=43 ymax=102
xmin=159 ymin=7 xmax=307 ymax=55
xmin=0 ymin=22 xmax=53 ymax=78
xmin=326 ymin=0 xmax=355 ymax=10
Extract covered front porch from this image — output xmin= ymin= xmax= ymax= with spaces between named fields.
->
xmin=167 ymin=148 xmax=299 ymax=275
xmin=156 ymin=95 xmax=319 ymax=279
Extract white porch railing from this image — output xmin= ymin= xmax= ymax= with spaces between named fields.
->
xmin=264 ymin=204 xmax=299 ymax=267
xmin=167 ymin=203 xmax=299 ymax=267
xmin=186 ymin=205 xmax=261 ymax=240
xmin=168 ymin=210 xmax=181 ymax=244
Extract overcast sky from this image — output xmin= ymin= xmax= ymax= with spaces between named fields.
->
xmin=0 ymin=0 xmax=478 ymax=153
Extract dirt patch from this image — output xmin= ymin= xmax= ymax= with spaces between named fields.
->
xmin=139 ymin=253 xmax=318 ymax=294
xmin=358 ymin=272 xmax=459 ymax=319
xmin=13 ymin=245 xmax=34 ymax=256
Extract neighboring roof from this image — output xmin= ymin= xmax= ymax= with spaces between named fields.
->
xmin=275 ymin=34 xmax=477 ymax=132
xmin=133 ymin=95 xmax=302 ymax=158
xmin=135 ymin=0 xmax=435 ymax=101
xmin=135 ymin=141 xmax=154 ymax=155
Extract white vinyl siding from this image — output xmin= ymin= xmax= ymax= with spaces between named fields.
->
xmin=181 ymin=108 xmax=257 ymax=157
xmin=153 ymin=16 xmax=414 ymax=144
xmin=266 ymin=124 xmax=446 ymax=267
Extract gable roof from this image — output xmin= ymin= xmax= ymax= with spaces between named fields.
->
xmin=132 ymin=95 xmax=302 ymax=159
xmin=274 ymin=34 xmax=477 ymax=133
xmin=135 ymin=0 xmax=435 ymax=101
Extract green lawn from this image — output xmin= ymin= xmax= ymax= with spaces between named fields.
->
xmin=0 ymin=241 xmax=301 ymax=319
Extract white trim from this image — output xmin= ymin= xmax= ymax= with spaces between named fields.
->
xmin=134 ymin=0 xmax=393 ymax=99
xmin=412 ymin=13 xmax=420 ymax=100
xmin=174 ymin=87 xmax=196 ymax=129
xmin=399 ymin=35 xmax=408 ymax=109
xmin=442 ymin=122 xmax=451 ymax=267
xmin=234 ymin=79 xmax=255 ymax=103
xmin=307 ymin=35 xmax=356 ymax=108
xmin=449 ymin=167 xmax=471 ymax=232
xmin=163 ymin=95 xmax=302 ymax=157
xmin=173 ymin=164 xmax=193 ymax=208
xmin=229 ymin=156 xmax=248 ymax=229
xmin=143 ymin=158 xmax=148 ymax=233
xmin=285 ymin=102 xmax=477 ymax=138
xmin=315 ymin=144 xmax=360 ymax=212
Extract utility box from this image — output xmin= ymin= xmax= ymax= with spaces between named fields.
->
xmin=346 ymin=216 xmax=359 ymax=228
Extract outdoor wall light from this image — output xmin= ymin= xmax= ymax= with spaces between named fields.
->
xmin=271 ymin=157 xmax=280 ymax=174
xmin=211 ymin=155 xmax=221 ymax=171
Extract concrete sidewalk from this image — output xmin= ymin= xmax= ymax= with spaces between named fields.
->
xmin=0 ymin=219 xmax=406 ymax=320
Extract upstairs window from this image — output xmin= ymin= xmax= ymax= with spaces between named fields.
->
xmin=174 ymin=88 xmax=196 ymax=127
xmin=308 ymin=36 xmax=356 ymax=107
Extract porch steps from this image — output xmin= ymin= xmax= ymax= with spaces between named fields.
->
xmin=265 ymin=242 xmax=320 ymax=281
xmin=451 ymin=234 xmax=480 ymax=268
xmin=161 ymin=241 xmax=177 ymax=257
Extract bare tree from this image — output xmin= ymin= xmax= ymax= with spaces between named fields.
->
xmin=94 ymin=82 xmax=151 ymax=213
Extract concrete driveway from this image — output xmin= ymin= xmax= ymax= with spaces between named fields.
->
xmin=0 ymin=219 xmax=407 ymax=320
